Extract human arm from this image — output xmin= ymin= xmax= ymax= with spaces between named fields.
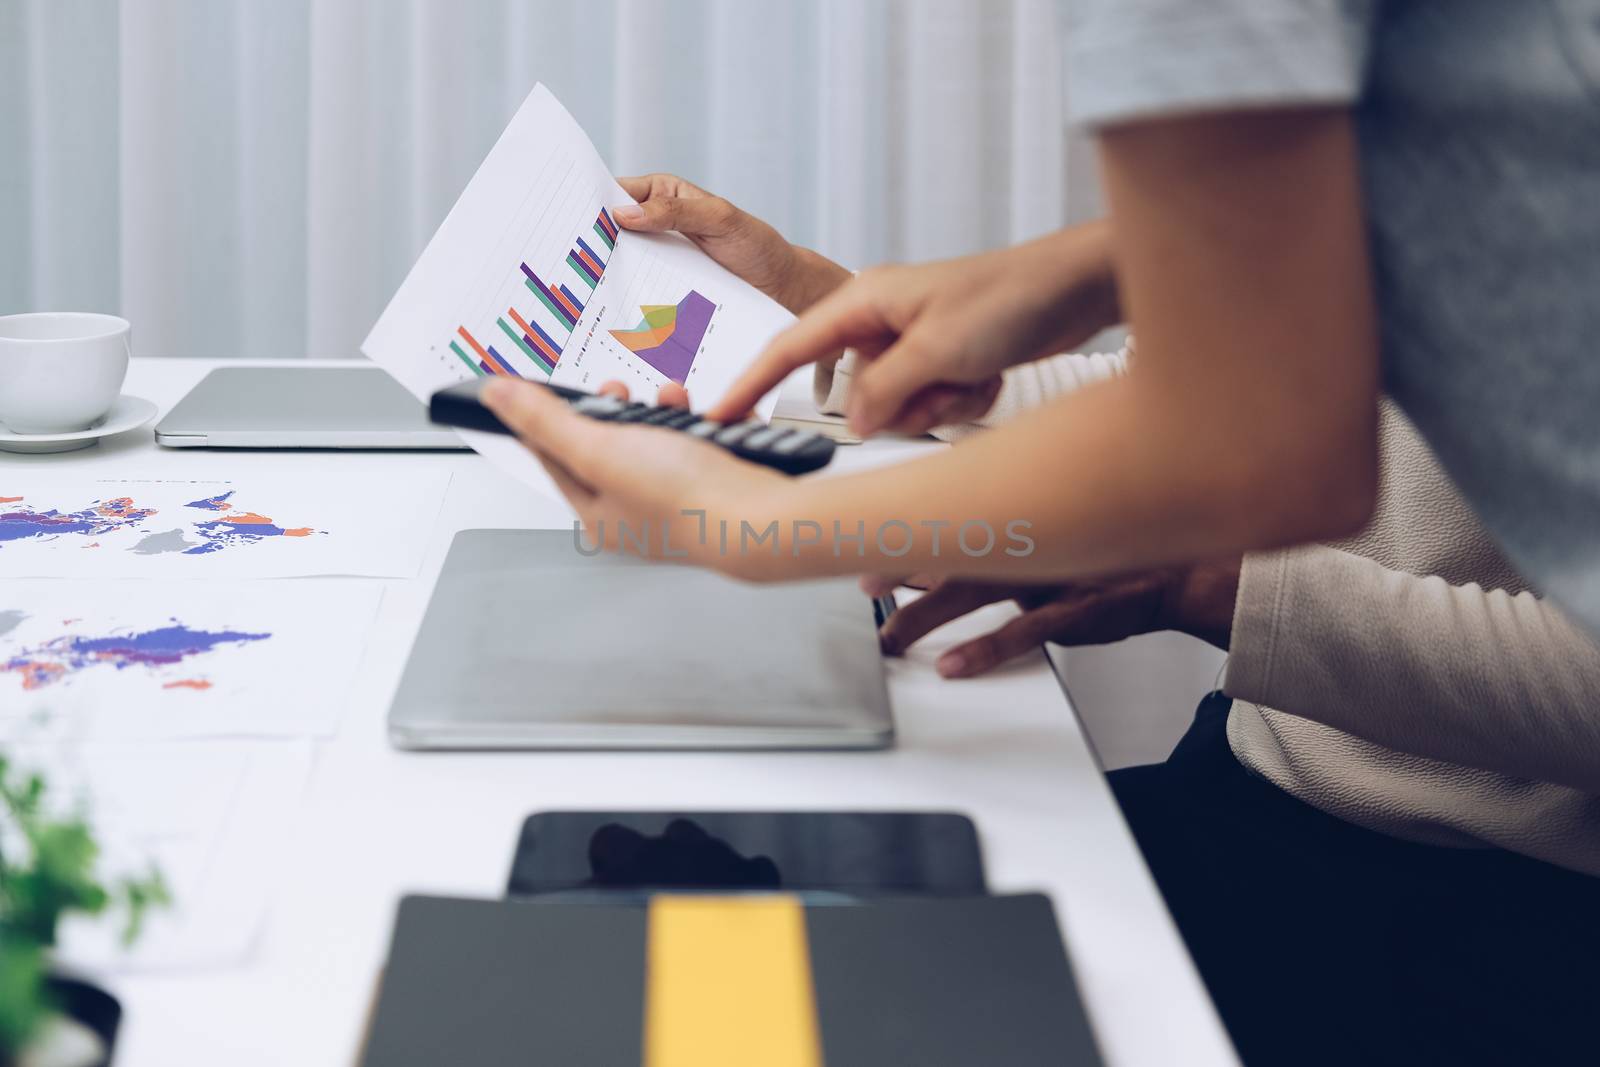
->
xmin=1225 ymin=545 xmax=1600 ymax=792
xmin=864 ymin=559 xmax=1237 ymax=678
xmin=865 ymin=499 xmax=1600 ymax=792
xmin=773 ymin=110 xmax=1380 ymax=577
xmin=710 ymin=221 xmax=1121 ymax=434
xmin=877 ymin=400 xmax=1600 ymax=791
xmin=813 ymin=345 xmax=1131 ymax=442
xmin=485 ymin=108 xmax=1382 ymax=583
xmin=614 ymin=176 xmax=1128 ymax=431
xmin=612 ymin=173 xmax=851 ymax=315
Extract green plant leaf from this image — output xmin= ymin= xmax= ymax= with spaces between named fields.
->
xmin=0 ymin=938 xmax=48 ymax=1058
xmin=0 ymin=750 xmax=171 ymax=1057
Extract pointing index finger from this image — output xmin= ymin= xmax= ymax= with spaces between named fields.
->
xmin=709 ymin=278 xmax=896 ymax=422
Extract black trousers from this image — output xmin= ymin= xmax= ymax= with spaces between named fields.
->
xmin=1108 ymin=692 xmax=1600 ymax=1067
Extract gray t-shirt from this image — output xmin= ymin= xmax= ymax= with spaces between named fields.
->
xmin=1065 ymin=0 xmax=1600 ymax=637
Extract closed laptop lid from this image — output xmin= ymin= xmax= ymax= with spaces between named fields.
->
xmin=154 ymin=365 xmax=467 ymax=449
xmin=388 ymin=529 xmax=893 ymax=750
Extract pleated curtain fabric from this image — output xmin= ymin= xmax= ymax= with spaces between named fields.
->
xmin=0 ymin=0 xmax=1097 ymax=359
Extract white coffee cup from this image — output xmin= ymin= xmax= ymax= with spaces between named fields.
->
xmin=0 ymin=312 xmax=132 ymax=434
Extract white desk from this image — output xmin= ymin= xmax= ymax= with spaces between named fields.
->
xmin=19 ymin=359 xmax=1236 ymax=1067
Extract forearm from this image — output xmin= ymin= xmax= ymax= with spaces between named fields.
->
xmin=1227 ymin=545 xmax=1600 ymax=791
xmin=1017 ymin=221 xmax=1122 ymax=355
xmin=734 ymin=367 xmax=1373 ymax=582
xmin=542 ymin=112 xmax=1382 ymax=591
xmin=777 ymin=246 xmax=854 ymax=314
xmin=976 ymin=221 xmax=1122 ymax=365
xmin=814 ymin=345 xmax=1129 ymax=429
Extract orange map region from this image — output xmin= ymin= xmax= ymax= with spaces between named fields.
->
xmin=162 ymin=679 xmax=214 ymax=690
xmin=0 ymin=496 xmax=21 ymax=503
xmin=18 ymin=663 xmax=66 ymax=690
xmin=224 ymin=512 xmax=313 ymax=536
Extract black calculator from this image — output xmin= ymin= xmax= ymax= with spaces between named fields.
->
xmin=428 ymin=380 xmax=837 ymax=476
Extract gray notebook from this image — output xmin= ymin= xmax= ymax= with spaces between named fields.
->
xmin=360 ymin=893 xmax=1105 ymax=1067
xmin=387 ymin=529 xmax=893 ymax=750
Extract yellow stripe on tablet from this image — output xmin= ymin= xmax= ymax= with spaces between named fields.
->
xmin=644 ymin=895 xmax=824 ymax=1067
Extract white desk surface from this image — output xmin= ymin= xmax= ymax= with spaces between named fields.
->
xmin=15 ymin=358 xmax=1236 ymax=1067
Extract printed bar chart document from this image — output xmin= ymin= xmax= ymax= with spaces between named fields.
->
xmin=362 ymin=84 xmax=796 ymax=501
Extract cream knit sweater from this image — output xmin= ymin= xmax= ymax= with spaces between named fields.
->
xmin=816 ymin=351 xmax=1600 ymax=875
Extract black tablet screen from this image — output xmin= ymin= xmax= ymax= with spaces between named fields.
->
xmin=507 ymin=811 xmax=986 ymax=897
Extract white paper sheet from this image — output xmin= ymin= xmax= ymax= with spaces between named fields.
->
xmin=2 ymin=739 xmax=315 ymax=972
xmin=362 ymin=83 xmax=795 ymax=501
xmin=0 ymin=474 xmax=448 ymax=579
xmin=0 ymin=582 xmax=382 ymax=739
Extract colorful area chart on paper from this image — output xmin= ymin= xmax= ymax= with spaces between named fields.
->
xmin=607 ymin=290 xmax=715 ymax=384
xmin=1 ymin=620 xmax=270 ymax=691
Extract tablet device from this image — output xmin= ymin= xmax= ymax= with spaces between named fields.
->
xmin=155 ymin=365 xmax=468 ymax=449
xmin=507 ymin=811 xmax=986 ymax=897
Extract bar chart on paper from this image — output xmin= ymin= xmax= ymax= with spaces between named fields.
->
xmin=363 ymin=84 xmax=797 ymax=498
xmin=423 ymin=143 xmax=730 ymax=396
xmin=480 ymin=169 xmax=732 ymax=395
xmin=447 ymin=196 xmax=620 ymax=382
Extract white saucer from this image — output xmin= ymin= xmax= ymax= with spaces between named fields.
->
xmin=0 ymin=395 xmax=159 ymax=454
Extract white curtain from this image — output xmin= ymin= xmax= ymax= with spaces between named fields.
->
xmin=1 ymin=0 xmax=1099 ymax=359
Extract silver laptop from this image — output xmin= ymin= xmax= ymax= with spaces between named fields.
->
xmin=155 ymin=365 xmax=467 ymax=449
xmin=389 ymin=529 xmax=894 ymax=750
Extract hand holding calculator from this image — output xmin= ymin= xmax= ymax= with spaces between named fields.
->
xmin=429 ymin=380 xmax=836 ymax=475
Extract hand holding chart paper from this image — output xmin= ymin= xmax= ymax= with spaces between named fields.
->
xmin=362 ymin=84 xmax=796 ymax=501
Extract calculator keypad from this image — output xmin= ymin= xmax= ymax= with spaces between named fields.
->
xmin=547 ymin=386 xmax=834 ymax=475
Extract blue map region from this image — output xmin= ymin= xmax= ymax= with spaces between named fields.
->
xmin=1 ymin=489 xmax=321 ymax=556
xmin=181 ymin=490 xmax=317 ymax=553
xmin=2 ymin=621 xmax=271 ymax=690
xmin=68 ymin=624 xmax=270 ymax=666
xmin=186 ymin=491 xmax=234 ymax=511
xmin=0 ymin=497 xmax=155 ymax=544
